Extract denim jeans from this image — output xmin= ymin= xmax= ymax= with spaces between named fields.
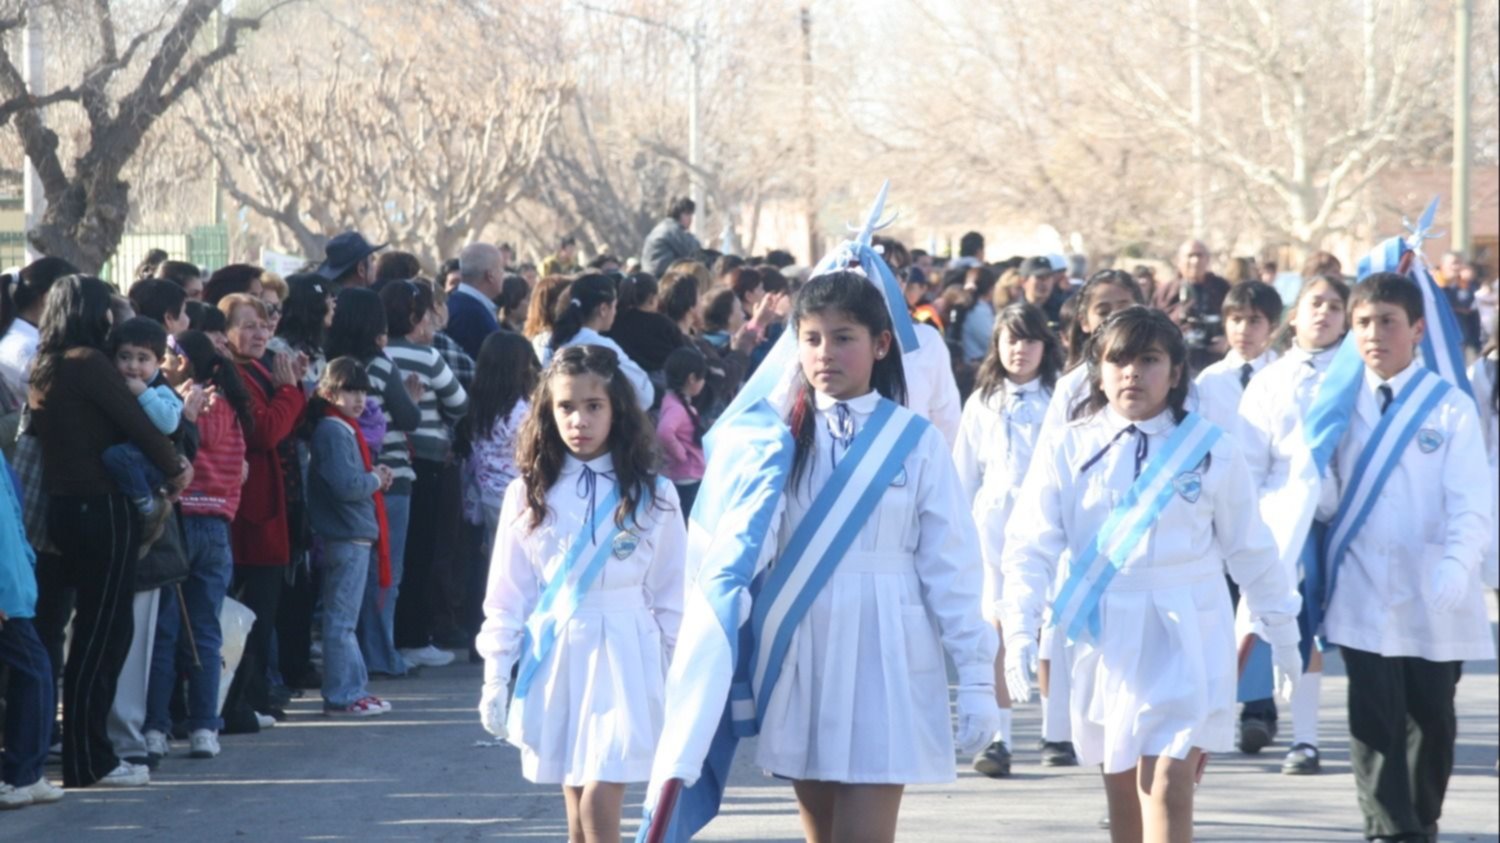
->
xmin=145 ymin=516 xmax=234 ymax=733
xmin=101 ymin=443 xmax=167 ymax=504
xmin=0 ymin=617 xmax=54 ymax=787
xmin=357 ymin=492 xmax=409 ymax=676
xmin=321 ymin=540 xmax=372 ymax=707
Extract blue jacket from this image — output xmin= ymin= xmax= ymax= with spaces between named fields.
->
xmin=307 ymin=416 xmax=382 ymax=543
xmin=0 ymin=453 xmax=37 ymax=619
xmin=445 ymin=284 xmax=501 ymax=360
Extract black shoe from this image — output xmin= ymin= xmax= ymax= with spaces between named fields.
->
xmin=220 ymin=706 xmax=262 ymax=735
xmin=1040 ymin=741 xmax=1079 ymax=767
xmin=1281 ymin=743 xmax=1321 ymax=775
xmin=972 ymin=740 xmax=1012 ymax=778
xmin=1238 ymin=717 xmax=1277 ymax=754
xmin=261 ymin=706 xmax=288 ymax=723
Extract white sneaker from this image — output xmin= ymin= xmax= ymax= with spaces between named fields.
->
xmin=254 ymin=712 xmax=276 ymax=729
xmin=0 ymin=783 xmax=32 ymax=809
xmin=22 ymin=779 xmax=63 ymax=804
xmin=97 ymin=762 xmax=149 ymax=787
xmin=143 ymin=729 xmax=169 ymax=760
xmin=188 ymin=730 xmax=220 ymax=759
xmin=401 ymin=645 xmax=455 ymax=668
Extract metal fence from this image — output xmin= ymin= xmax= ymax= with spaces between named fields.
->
xmin=0 ymin=226 xmax=230 ymax=284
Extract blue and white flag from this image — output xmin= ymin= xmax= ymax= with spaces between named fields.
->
xmin=638 ymin=184 xmax=918 ymax=842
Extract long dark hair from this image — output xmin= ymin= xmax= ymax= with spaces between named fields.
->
xmin=379 ymin=277 xmax=433 ymax=338
xmin=1072 ymin=306 xmax=1190 ymax=422
xmin=30 ymin=274 xmax=116 ymax=394
xmin=549 ymin=274 xmax=617 ymax=350
xmin=325 ymin=287 xmax=388 ymax=362
xmin=617 ymin=272 xmax=658 ymax=312
xmin=172 ymin=330 xmax=255 ymax=435
xmin=973 ymin=303 xmax=1064 ymax=404
xmin=455 ymin=331 xmax=540 ymax=459
xmin=276 ymin=274 xmax=331 ymax=352
xmin=2 ymin=257 xmax=77 ymax=340
xmin=787 ymin=271 xmax=908 ymax=489
xmin=517 ymin=344 xmax=663 ymax=531
xmin=1066 ymin=269 xmax=1145 ymax=370
xmin=664 ymin=346 xmax=708 ymax=444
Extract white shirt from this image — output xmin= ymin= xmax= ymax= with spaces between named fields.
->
xmin=1002 ymin=406 xmax=1299 ymax=641
xmin=903 ymin=323 xmax=961 ymax=447
xmin=539 ymin=326 xmax=655 ymax=411
xmin=1194 ymin=347 xmax=1278 ymax=434
xmin=1317 ymin=360 xmax=1495 ymax=661
xmin=454 ymin=282 xmax=495 ymax=312
xmin=0 ymin=319 xmax=39 ymax=382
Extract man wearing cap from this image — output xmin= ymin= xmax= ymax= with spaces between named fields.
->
xmin=1152 ymin=239 xmax=1231 ymax=371
xmin=1018 ymin=256 xmax=1069 ymax=330
xmin=318 ymin=231 xmax=387 ymax=290
xmin=538 ymin=236 xmax=580 ymax=278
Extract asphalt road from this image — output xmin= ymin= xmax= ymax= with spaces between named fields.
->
xmin=12 ymin=610 xmax=1499 ymax=842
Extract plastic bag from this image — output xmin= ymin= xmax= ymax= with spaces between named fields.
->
xmin=217 ymin=596 xmax=257 ymax=716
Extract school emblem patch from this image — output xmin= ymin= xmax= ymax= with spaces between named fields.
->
xmin=612 ymin=532 xmax=640 ymax=560
xmin=1173 ymin=471 xmax=1202 ymax=504
xmin=1417 ymin=428 xmax=1444 ymax=454
xmin=890 ymin=467 xmax=908 ymax=488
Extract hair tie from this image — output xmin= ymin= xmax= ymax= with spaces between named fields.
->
xmin=570 ymin=298 xmax=582 ymax=308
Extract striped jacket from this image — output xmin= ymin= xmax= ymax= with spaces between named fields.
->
xmin=383 ymin=338 xmax=469 ymax=479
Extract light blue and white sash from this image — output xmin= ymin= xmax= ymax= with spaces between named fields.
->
xmin=1049 ymin=412 xmax=1223 ymax=643
xmin=733 ymin=398 xmax=929 ymax=735
xmin=1319 ymin=368 xmax=1451 ymax=620
xmin=514 ymin=485 xmax=635 ymax=699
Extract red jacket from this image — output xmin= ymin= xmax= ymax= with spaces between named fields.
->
xmin=180 ymin=397 xmax=247 ymax=522
xmin=231 ymin=360 xmax=306 ymax=566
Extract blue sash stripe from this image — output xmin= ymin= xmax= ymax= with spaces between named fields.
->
xmin=748 ymin=400 xmax=929 ymax=728
xmin=514 ymin=486 xmax=626 ymax=699
xmin=1051 ymin=413 xmax=1223 ymax=643
xmin=1320 ymin=371 xmax=1450 ymax=621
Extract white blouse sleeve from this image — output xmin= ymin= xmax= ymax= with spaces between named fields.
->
xmin=911 ymin=427 xmax=998 ymax=688
xmin=645 ymin=482 xmax=688 ymax=661
xmin=999 ymin=428 xmax=1069 ymax=641
xmin=1235 ymin=375 xmax=1278 ymax=494
xmin=951 ymin=396 xmax=986 ymax=504
xmin=475 ymin=479 xmax=540 ymax=679
xmin=1214 ymin=441 xmax=1300 ymax=624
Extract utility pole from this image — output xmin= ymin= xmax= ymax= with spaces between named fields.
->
xmin=21 ymin=0 xmax=45 ymax=262
xmin=1452 ymin=0 xmax=1471 ymax=256
xmin=800 ymin=5 xmax=817 ymax=265
xmin=1188 ymin=0 xmax=1205 ymax=241
xmin=211 ymin=7 xmax=224 ymax=227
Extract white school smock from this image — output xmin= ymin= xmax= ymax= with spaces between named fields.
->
xmin=539 ymin=327 xmax=655 ymax=410
xmin=1467 ymin=353 xmax=1498 ymax=588
xmin=476 ymin=454 xmax=686 ymax=786
xmin=1001 ymin=407 xmax=1300 ymax=774
xmin=753 ymin=390 xmax=996 ymax=784
xmin=954 ymin=378 xmax=1052 ymax=620
xmin=1317 ymin=363 xmax=1495 ymax=663
xmin=904 ymin=322 xmax=963 ymax=448
xmin=1194 ymin=348 xmax=1278 ymax=434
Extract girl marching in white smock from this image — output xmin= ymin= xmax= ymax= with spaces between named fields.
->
xmin=1002 ymin=307 xmax=1301 ymax=842
xmin=476 ymin=344 xmax=685 ymax=843
xmin=1469 ymin=340 xmax=1499 ymax=590
xmin=953 ymin=302 xmax=1063 ymax=777
xmin=755 ymin=271 xmax=998 ymax=843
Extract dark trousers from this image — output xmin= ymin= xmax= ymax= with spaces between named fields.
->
xmin=276 ymin=554 xmax=319 ymax=686
xmin=31 ymin=550 xmax=72 ymax=744
xmin=1342 ymin=646 xmax=1461 ymax=841
xmin=396 ymin=459 xmax=445 ymax=650
xmin=48 ymin=494 xmax=139 ymax=788
xmin=425 ymin=459 xmax=467 ymax=646
xmin=222 ymin=565 xmax=283 ymax=723
xmin=0 ymin=617 xmax=54 ymax=787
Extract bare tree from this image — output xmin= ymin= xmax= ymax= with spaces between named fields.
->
xmin=0 ymin=0 xmax=292 ymax=272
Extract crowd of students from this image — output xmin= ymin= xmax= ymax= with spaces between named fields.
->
xmin=0 ymin=212 xmax=1494 ymax=843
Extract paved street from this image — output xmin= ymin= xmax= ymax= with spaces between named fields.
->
xmin=15 ymin=609 xmax=1499 ymax=842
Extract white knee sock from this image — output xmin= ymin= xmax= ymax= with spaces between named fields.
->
xmin=992 ymin=709 xmax=1013 ymax=746
xmin=1291 ymin=671 xmax=1322 ymax=748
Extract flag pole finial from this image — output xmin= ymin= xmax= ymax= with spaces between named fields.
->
xmin=849 ymin=180 xmax=897 ymax=247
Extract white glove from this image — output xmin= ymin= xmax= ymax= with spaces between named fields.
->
xmin=953 ymin=686 xmax=1002 ymax=756
xmin=478 ymin=681 xmax=509 ymax=739
xmin=1003 ymin=633 xmax=1039 ymax=704
xmin=1259 ymin=614 xmax=1302 ymax=704
xmin=1425 ymin=558 xmax=1471 ymax=614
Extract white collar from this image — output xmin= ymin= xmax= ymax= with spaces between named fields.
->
xmin=1363 ymin=359 xmax=1421 ymax=396
xmin=1102 ymin=404 xmax=1177 ymax=436
xmin=1222 ymin=347 xmax=1276 ymax=370
xmin=454 ymin=282 xmax=494 ymax=308
xmin=561 ymin=452 xmax=615 ymax=476
xmin=1285 ymin=342 xmax=1339 ymax=369
xmin=813 ymin=389 xmax=882 ymax=414
xmin=1007 ymin=377 xmax=1044 ymax=396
